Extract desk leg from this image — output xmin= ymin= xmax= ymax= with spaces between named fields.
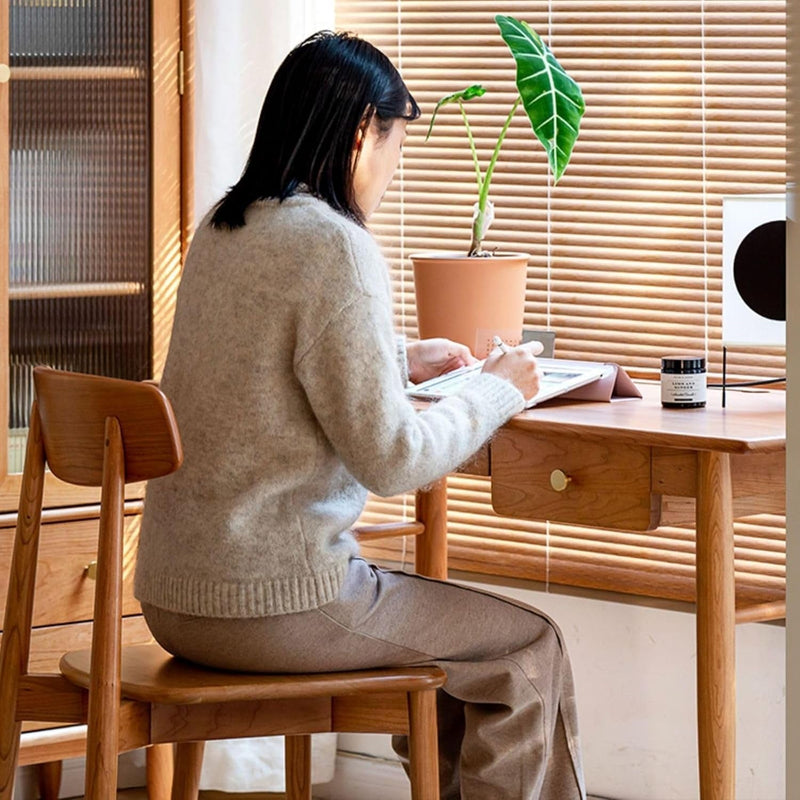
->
xmin=415 ymin=477 xmax=448 ymax=580
xmin=146 ymin=743 xmax=175 ymax=800
xmin=696 ymin=451 xmax=735 ymax=800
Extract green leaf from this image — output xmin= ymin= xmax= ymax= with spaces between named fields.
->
xmin=495 ymin=15 xmax=585 ymax=183
xmin=425 ymin=84 xmax=487 ymax=141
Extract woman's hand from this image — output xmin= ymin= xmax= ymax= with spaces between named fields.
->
xmin=407 ymin=338 xmax=478 ymax=383
xmin=481 ymin=340 xmax=544 ymax=402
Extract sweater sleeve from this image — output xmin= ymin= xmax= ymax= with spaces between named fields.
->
xmin=395 ymin=334 xmax=409 ymax=386
xmin=294 ymin=290 xmax=525 ymax=498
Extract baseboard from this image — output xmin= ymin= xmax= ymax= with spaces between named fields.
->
xmin=313 ymin=750 xmax=615 ymax=800
xmin=13 ymin=751 xmax=147 ymax=800
xmin=315 ymin=751 xmax=410 ymax=800
xmin=57 ymin=758 xmax=85 ymax=798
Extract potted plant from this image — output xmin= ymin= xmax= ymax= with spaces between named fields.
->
xmin=411 ymin=14 xmax=585 ymax=357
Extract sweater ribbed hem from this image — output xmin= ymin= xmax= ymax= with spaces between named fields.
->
xmin=135 ymin=561 xmax=349 ymax=618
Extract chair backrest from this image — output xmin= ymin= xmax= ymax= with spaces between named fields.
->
xmin=33 ymin=367 xmax=183 ymax=486
xmin=1 ymin=369 xmax=183 ymax=778
xmin=22 ymin=369 xmax=184 ymax=793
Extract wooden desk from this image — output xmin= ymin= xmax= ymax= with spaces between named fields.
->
xmin=474 ymin=382 xmax=785 ymax=800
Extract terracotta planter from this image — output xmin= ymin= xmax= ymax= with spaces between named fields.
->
xmin=411 ymin=251 xmax=528 ymax=358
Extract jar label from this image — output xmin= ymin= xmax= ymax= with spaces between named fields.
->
xmin=660 ymin=372 xmax=707 ymax=405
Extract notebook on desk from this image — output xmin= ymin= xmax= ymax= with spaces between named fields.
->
xmin=407 ymin=357 xmax=620 ymax=408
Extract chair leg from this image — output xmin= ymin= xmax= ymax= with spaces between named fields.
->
xmin=0 ymin=720 xmax=21 ymax=800
xmin=0 ymin=408 xmax=45 ymax=800
xmin=84 ymin=725 xmax=119 ymax=800
xmin=408 ymin=690 xmax=440 ymax=800
xmin=37 ymin=760 xmax=63 ymax=800
xmin=146 ymin=744 xmax=175 ymax=800
xmin=171 ymin=741 xmax=204 ymax=800
xmin=285 ymin=735 xmax=312 ymax=800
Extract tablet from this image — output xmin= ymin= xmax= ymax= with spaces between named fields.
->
xmin=407 ymin=357 xmax=611 ymax=408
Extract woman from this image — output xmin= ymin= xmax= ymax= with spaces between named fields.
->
xmin=135 ymin=30 xmax=585 ymax=800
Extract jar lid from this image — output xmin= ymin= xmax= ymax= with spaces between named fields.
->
xmin=661 ymin=355 xmax=706 ymax=371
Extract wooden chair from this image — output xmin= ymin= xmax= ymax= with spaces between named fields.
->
xmin=0 ymin=367 xmax=447 ymax=800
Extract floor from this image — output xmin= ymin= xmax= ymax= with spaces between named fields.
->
xmin=77 ymin=788 xmax=610 ymax=800
xmin=95 ymin=792 xmax=300 ymax=800
xmin=79 ymin=790 xmax=329 ymax=800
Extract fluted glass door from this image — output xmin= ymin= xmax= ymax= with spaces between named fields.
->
xmin=6 ymin=0 xmax=151 ymax=473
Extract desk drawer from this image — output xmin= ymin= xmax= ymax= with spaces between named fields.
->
xmin=0 ymin=515 xmax=142 ymax=628
xmin=491 ymin=429 xmax=658 ymax=530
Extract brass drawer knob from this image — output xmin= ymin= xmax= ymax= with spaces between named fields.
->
xmin=84 ymin=560 xmax=98 ymax=580
xmin=549 ymin=469 xmax=572 ymax=492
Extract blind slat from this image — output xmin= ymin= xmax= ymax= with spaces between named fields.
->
xmin=338 ymin=0 xmax=786 ymax=605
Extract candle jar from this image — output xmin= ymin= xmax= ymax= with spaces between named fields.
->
xmin=661 ymin=355 xmax=707 ymax=408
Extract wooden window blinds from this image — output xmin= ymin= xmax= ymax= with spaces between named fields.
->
xmin=335 ymin=1 xmax=786 ymax=607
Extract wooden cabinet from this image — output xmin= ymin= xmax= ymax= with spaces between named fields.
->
xmin=0 ymin=514 xmax=144 ymax=629
xmin=0 ymin=0 xmax=192 ymax=793
xmin=0 ymin=508 xmax=156 ymax=781
xmin=0 ymin=511 xmax=155 ymax=742
xmin=0 ymin=0 xmax=189 ymax=511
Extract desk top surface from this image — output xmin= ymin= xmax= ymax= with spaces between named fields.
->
xmin=504 ymin=381 xmax=786 ymax=454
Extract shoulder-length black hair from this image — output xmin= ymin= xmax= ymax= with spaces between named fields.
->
xmin=210 ymin=30 xmax=420 ymax=230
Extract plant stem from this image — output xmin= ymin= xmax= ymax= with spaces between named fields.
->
xmin=479 ymin=96 xmax=520 ymax=212
xmin=459 ymin=100 xmax=483 ymax=194
xmin=469 ymin=96 xmax=521 ymax=256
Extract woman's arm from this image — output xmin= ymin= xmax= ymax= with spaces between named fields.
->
xmin=295 ymin=292 xmax=524 ymax=497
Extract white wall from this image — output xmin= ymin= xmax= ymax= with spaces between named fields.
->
xmin=319 ymin=576 xmax=786 ymax=800
xmin=193 ymin=0 xmax=334 ymax=224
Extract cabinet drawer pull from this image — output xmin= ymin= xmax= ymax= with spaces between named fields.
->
xmin=84 ymin=560 xmax=98 ymax=580
xmin=549 ymin=469 xmax=572 ymax=492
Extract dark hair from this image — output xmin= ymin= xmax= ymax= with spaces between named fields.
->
xmin=210 ymin=31 xmax=420 ymax=229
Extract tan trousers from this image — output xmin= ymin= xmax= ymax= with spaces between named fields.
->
xmin=142 ymin=557 xmax=585 ymax=800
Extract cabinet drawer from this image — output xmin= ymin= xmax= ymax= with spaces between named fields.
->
xmin=12 ymin=615 xmax=154 ymax=734
xmin=8 ymin=614 xmax=154 ymax=676
xmin=0 ymin=515 xmax=142 ymax=628
xmin=491 ymin=429 xmax=658 ymax=530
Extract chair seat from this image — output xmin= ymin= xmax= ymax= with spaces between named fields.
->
xmin=60 ymin=643 xmax=447 ymax=705
xmin=2 ymin=370 xmax=447 ymax=800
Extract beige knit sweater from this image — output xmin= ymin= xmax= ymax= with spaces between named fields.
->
xmin=134 ymin=195 xmax=525 ymax=618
